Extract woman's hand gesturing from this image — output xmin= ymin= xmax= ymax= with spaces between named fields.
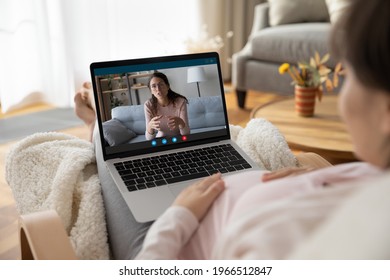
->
xmin=147 ymin=115 xmax=162 ymax=134
xmin=167 ymin=116 xmax=185 ymax=130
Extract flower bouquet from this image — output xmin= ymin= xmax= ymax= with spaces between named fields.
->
xmin=279 ymin=52 xmax=342 ymax=116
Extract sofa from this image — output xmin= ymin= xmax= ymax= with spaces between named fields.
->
xmin=102 ymin=95 xmax=226 ymax=146
xmin=232 ymin=0 xmax=348 ymax=108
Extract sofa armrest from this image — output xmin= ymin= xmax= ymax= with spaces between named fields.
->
xmin=248 ymin=2 xmax=270 ymax=39
xmin=232 ymin=2 xmax=270 ymax=91
xmin=19 ymin=210 xmax=77 ymax=260
xmin=296 ymin=152 xmax=333 ymax=169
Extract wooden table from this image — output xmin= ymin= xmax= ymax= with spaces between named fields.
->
xmin=251 ymin=95 xmax=357 ymax=164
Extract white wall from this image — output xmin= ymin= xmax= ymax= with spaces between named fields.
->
xmin=138 ymin=64 xmax=223 ymax=104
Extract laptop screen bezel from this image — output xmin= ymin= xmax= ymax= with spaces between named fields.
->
xmin=90 ymin=52 xmax=231 ymax=161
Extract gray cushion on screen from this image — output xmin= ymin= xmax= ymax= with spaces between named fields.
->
xmin=111 ymin=105 xmax=146 ymax=135
xmin=102 ymin=118 xmax=136 ymax=146
xmin=188 ymin=96 xmax=225 ymax=129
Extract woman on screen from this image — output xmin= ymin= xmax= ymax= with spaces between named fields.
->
xmin=144 ymin=72 xmax=190 ymax=140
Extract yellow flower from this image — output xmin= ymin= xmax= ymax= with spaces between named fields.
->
xmin=279 ymin=63 xmax=290 ymax=74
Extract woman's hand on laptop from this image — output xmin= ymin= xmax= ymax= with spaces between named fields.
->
xmin=173 ymin=173 xmax=225 ymax=221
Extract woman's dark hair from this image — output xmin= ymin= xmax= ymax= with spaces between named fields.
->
xmin=330 ymin=0 xmax=390 ymax=94
xmin=147 ymin=72 xmax=188 ymax=116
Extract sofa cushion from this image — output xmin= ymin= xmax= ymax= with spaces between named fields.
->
xmin=269 ymin=0 xmax=329 ymax=26
xmin=111 ymin=104 xmax=146 ymax=135
xmin=187 ymin=96 xmax=225 ymax=130
xmin=111 ymin=96 xmax=226 ymax=138
xmin=102 ymin=118 xmax=137 ymax=146
xmin=251 ymin=22 xmax=337 ymax=68
xmin=325 ymin=0 xmax=351 ymax=24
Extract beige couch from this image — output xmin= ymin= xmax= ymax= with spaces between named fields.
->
xmin=232 ymin=0 xmax=346 ymax=108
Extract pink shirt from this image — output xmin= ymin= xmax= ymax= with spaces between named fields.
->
xmin=136 ymin=162 xmax=382 ymax=259
xmin=144 ymin=97 xmax=190 ymax=140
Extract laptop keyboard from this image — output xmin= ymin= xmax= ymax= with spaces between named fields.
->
xmin=113 ymin=144 xmax=252 ymax=192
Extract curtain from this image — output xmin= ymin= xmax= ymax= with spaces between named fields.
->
xmin=0 ymin=0 xmax=73 ymax=113
xmin=198 ymin=0 xmax=265 ymax=80
xmin=0 ymin=0 xmax=201 ymax=113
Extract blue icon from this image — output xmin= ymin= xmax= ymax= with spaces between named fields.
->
xmin=172 ymin=137 xmax=177 ymax=143
xmin=162 ymin=138 xmax=167 ymax=145
xmin=151 ymin=140 xmax=157 ymax=146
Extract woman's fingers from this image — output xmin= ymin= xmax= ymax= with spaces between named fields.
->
xmin=149 ymin=116 xmax=162 ymax=130
xmin=168 ymin=118 xmax=177 ymax=130
xmin=167 ymin=116 xmax=184 ymax=130
xmin=173 ymin=173 xmax=225 ymax=221
xmin=262 ymin=167 xmax=315 ymax=182
xmin=196 ymin=173 xmax=222 ymax=190
xmin=202 ymin=178 xmax=225 ymax=204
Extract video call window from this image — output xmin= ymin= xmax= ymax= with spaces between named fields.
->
xmin=93 ymin=60 xmax=228 ymax=155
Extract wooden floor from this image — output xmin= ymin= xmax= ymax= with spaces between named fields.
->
xmin=0 ymin=89 xmax=281 ymax=259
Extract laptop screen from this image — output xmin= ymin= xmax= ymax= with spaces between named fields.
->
xmin=90 ymin=52 xmax=230 ymax=160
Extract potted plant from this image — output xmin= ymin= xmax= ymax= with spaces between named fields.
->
xmin=279 ymin=52 xmax=342 ymax=117
xmin=107 ymin=74 xmax=127 ymax=109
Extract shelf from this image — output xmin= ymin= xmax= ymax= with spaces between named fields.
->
xmin=99 ymin=76 xmax=125 ymax=82
xmin=102 ymin=88 xmax=128 ymax=94
xmin=128 ymin=73 xmax=153 ymax=79
xmin=131 ymin=84 xmax=148 ymax=90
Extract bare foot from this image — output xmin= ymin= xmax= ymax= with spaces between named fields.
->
xmin=74 ymin=82 xmax=96 ymax=141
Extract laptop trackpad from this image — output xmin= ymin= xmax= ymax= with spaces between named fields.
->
xmin=124 ymin=186 xmax=174 ymax=223
xmin=169 ymin=183 xmax=188 ymax=197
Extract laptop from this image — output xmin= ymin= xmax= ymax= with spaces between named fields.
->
xmin=90 ymin=52 xmax=259 ymax=222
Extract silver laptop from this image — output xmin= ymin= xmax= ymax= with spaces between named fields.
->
xmin=90 ymin=52 xmax=259 ymax=222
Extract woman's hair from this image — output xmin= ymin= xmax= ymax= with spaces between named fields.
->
xmin=147 ymin=72 xmax=188 ymax=116
xmin=330 ymin=0 xmax=390 ymax=94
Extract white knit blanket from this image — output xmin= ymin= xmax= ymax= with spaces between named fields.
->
xmin=6 ymin=118 xmax=296 ymax=260
xmin=6 ymin=133 xmax=109 ymax=260
xmin=230 ymin=118 xmax=297 ymax=171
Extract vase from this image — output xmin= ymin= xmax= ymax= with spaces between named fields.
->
xmin=294 ymin=85 xmax=319 ymax=117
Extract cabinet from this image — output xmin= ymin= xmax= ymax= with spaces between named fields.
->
xmin=96 ymin=72 xmax=154 ymax=121
xmin=128 ymin=73 xmax=154 ymax=105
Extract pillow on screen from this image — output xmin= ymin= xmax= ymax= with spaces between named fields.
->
xmin=268 ymin=0 xmax=330 ymax=26
xmin=102 ymin=118 xmax=136 ymax=146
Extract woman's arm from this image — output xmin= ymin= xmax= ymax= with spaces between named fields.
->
xmin=144 ymin=102 xmax=158 ymax=140
xmin=178 ymin=99 xmax=190 ymax=135
xmin=167 ymin=99 xmax=190 ymax=134
xmin=135 ymin=206 xmax=198 ymax=259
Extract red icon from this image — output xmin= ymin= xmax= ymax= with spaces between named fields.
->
xmin=182 ymin=136 xmax=187 ymax=141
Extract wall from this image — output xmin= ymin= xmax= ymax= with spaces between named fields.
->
xmin=138 ymin=64 xmax=223 ymax=105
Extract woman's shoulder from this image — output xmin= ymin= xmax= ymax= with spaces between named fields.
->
xmin=144 ymin=99 xmax=153 ymax=108
xmin=174 ymin=96 xmax=188 ymax=106
xmin=144 ymin=99 xmax=154 ymax=114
